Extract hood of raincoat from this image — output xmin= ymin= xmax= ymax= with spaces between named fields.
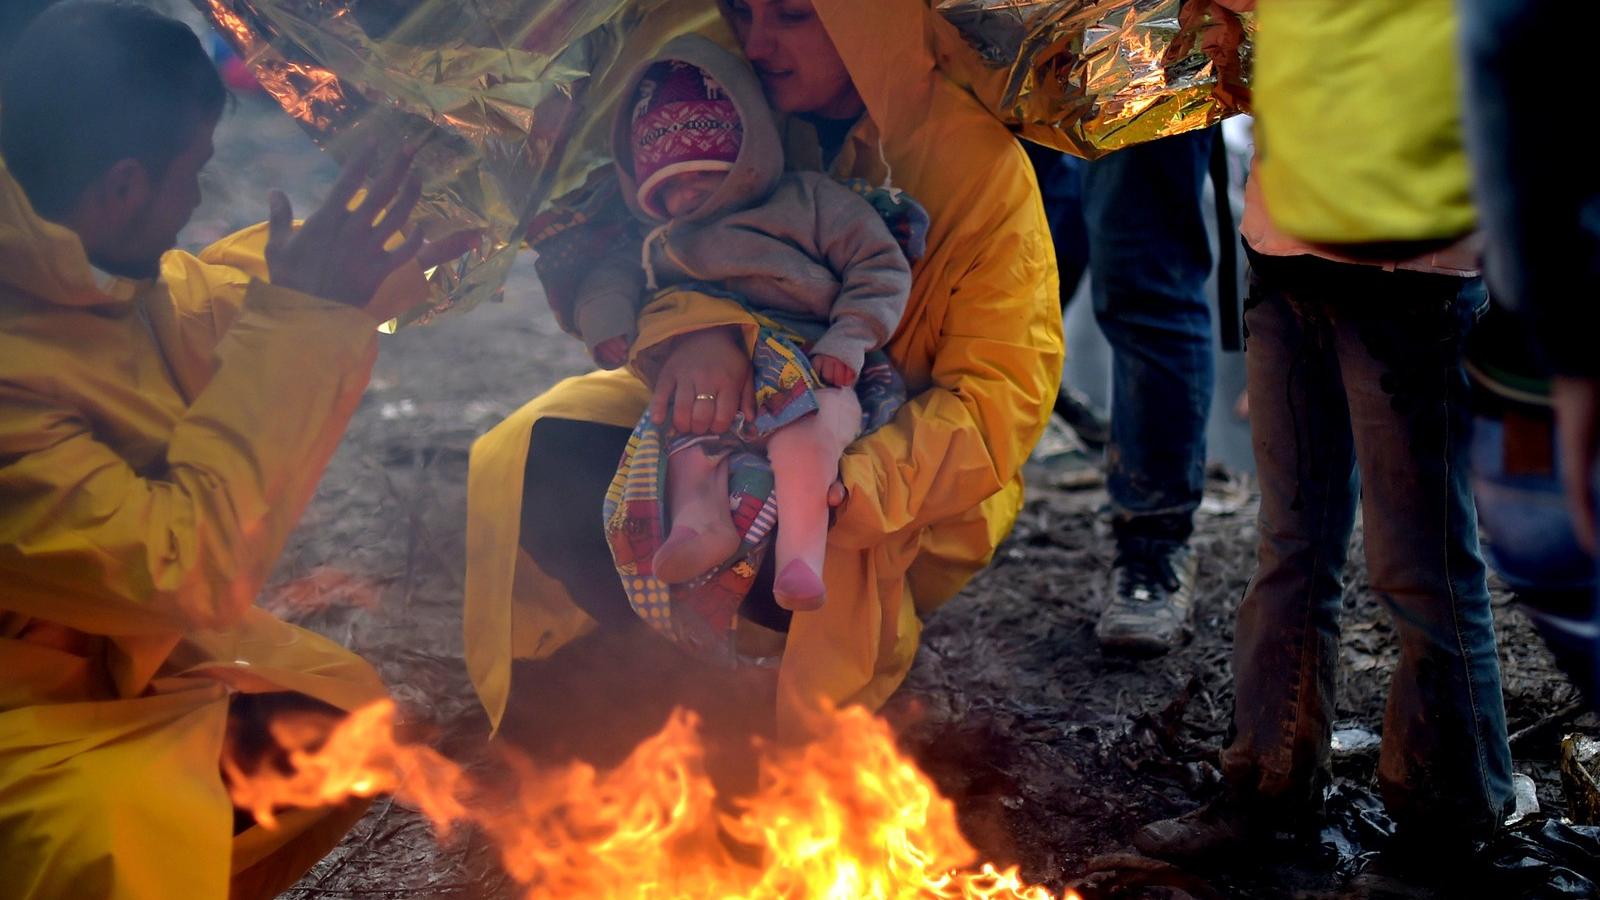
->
xmin=611 ymin=33 xmax=783 ymax=226
xmin=0 ymin=162 xmax=129 ymax=308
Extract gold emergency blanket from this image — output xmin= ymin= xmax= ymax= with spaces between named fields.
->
xmin=933 ymin=0 xmax=1251 ymax=155
xmin=194 ymin=0 xmax=1249 ymax=320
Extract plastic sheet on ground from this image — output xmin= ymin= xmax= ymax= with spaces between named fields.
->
xmin=1313 ymin=781 xmax=1600 ymax=898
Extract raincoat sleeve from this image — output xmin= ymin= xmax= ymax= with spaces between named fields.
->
xmin=829 ymin=160 xmax=1058 ymax=550
xmin=570 ymin=251 xmax=646 ymax=365
xmin=806 ymin=175 xmax=912 ymax=376
xmin=530 ymin=213 xmax=646 ymax=366
xmin=0 ymin=279 xmax=380 ymax=637
xmin=184 ymin=222 xmax=427 ymax=337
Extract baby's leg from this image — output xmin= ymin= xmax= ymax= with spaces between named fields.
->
xmin=767 ymin=387 xmax=862 ymax=610
xmin=653 ymin=446 xmax=740 ymax=583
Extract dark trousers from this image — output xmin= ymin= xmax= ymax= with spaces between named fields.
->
xmin=1028 ymin=130 xmax=1218 ymax=543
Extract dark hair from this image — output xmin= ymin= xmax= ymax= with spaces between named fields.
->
xmin=0 ymin=0 xmax=59 ymax=67
xmin=1 ymin=1 xmax=226 ymax=217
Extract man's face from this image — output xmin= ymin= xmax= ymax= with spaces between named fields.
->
xmin=90 ymin=119 xmax=216 ymax=278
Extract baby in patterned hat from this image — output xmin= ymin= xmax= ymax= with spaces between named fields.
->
xmin=560 ymin=34 xmax=922 ymax=614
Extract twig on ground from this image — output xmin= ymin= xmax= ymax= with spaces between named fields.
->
xmin=1509 ymin=700 xmax=1590 ymax=755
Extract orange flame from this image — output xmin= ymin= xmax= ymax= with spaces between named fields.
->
xmin=230 ymin=700 xmax=1072 ymax=898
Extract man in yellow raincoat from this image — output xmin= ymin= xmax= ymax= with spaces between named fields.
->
xmin=464 ymin=0 xmax=1063 ymax=736
xmin=0 ymin=4 xmax=467 ymax=897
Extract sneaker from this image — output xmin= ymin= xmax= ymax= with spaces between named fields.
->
xmin=1027 ymin=414 xmax=1103 ymax=489
xmin=1095 ymin=539 xmax=1197 ymax=656
xmin=1133 ymin=793 xmax=1307 ymax=861
xmin=1054 ymin=384 xmax=1110 ymax=449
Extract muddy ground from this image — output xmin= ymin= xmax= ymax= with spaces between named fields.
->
xmin=183 ymin=92 xmax=1595 ymax=900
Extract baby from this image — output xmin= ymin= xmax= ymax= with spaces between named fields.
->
xmin=563 ymin=35 xmax=916 ymax=613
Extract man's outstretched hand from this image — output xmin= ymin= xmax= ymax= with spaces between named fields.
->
xmin=266 ymin=145 xmax=478 ymax=322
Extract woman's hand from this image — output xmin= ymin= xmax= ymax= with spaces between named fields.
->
xmin=649 ymin=326 xmax=755 ymax=434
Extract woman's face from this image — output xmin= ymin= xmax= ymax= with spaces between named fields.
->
xmin=720 ymin=0 xmax=863 ymax=119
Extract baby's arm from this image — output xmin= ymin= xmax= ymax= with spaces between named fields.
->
xmin=531 ymin=218 xmax=645 ymax=369
xmin=807 ymin=177 xmax=914 ymax=384
xmin=572 ymin=261 xmax=645 ymax=369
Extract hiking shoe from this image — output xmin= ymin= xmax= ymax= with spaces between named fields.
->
xmin=1027 ymin=413 xmax=1103 ymax=489
xmin=1054 ymin=384 xmax=1110 ymax=449
xmin=1095 ymin=539 xmax=1197 ymax=656
xmin=1134 ymin=794 xmax=1318 ymax=862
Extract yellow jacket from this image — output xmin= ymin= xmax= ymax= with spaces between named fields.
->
xmin=0 ymin=164 xmax=390 ymax=899
xmin=464 ymin=0 xmax=1063 ymax=734
xmin=1253 ymin=0 xmax=1475 ymax=244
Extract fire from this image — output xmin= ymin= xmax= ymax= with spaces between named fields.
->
xmin=230 ymin=699 xmax=1079 ymax=898
xmin=224 ymin=700 xmax=467 ymax=830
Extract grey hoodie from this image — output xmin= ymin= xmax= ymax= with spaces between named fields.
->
xmin=567 ymin=34 xmax=911 ymax=376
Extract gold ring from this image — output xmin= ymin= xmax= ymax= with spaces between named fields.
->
xmin=694 ymin=393 xmax=717 ymax=402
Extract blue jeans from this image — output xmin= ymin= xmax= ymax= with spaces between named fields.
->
xmin=1470 ymin=415 xmax=1600 ymax=708
xmin=1083 ymin=129 xmax=1216 ymax=542
xmin=1025 ymin=142 xmax=1090 ymax=307
xmin=1224 ymin=253 xmax=1512 ymax=838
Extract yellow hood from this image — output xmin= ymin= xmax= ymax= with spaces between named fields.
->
xmin=0 ymin=163 xmax=132 ymax=308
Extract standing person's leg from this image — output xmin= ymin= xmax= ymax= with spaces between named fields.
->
xmin=1085 ymin=128 xmax=1217 ymax=654
xmin=1024 ymin=141 xmax=1092 ymax=309
xmin=1137 ymin=258 xmax=1358 ymax=859
xmin=1025 ymin=142 xmax=1107 ymax=447
xmin=1333 ymin=274 xmax=1513 ymax=843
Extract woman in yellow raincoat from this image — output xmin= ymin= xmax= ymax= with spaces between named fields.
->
xmin=465 ymin=0 xmax=1064 ymax=735
xmin=0 ymin=4 xmax=466 ymax=896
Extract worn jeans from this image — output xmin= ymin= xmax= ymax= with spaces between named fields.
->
xmin=1024 ymin=141 xmax=1090 ymax=308
xmin=1083 ymin=129 xmax=1216 ymax=542
xmin=1223 ymin=252 xmax=1513 ymax=839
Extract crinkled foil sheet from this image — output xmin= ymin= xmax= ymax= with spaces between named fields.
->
xmin=195 ymin=0 xmax=1249 ymax=321
xmin=937 ymin=0 xmax=1252 ymax=156
xmin=194 ymin=0 xmax=715 ymax=324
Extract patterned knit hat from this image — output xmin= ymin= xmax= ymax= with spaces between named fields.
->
xmin=630 ymin=60 xmax=742 ymax=218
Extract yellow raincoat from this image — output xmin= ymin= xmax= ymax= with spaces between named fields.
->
xmin=465 ymin=0 xmax=1063 ymax=734
xmin=0 ymin=164 xmax=395 ymax=899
